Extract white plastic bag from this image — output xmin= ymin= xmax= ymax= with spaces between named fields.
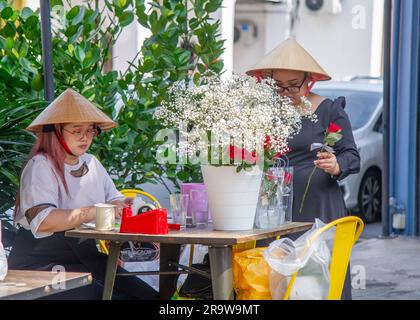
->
xmin=0 ymin=220 xmax=8 ymax=281
xmin=264 ymin=219 xmax=335 ymax=300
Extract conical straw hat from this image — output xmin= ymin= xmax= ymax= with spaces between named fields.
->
xmin=27 ymin=88 xmax=116 ymax=132
xmin=246 ymin=38 xmax=331 ymax=81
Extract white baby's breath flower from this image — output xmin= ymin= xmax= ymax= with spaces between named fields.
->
xmin=295 ymin=96 xmax=318 ymax=123
xmin=154 ymin=74 xmax=304 ymax=160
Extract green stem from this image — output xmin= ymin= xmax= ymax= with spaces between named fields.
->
xmin=299 ymin=166 xmax=317 ymax=214
xmin=299 ymin=145 xmax=325 ymax=214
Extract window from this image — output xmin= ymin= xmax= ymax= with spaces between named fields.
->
xmin=373 ymin=113 xmax=383 ymax=133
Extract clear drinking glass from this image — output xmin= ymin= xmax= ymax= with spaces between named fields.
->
xmin=189 ymin=189 xmax=209 ymax=228
xmin=170 ymin=193 xmax=189 ymax=228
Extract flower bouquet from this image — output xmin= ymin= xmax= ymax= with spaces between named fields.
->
xmin=154 ymin=74 xmax=303 ymax=230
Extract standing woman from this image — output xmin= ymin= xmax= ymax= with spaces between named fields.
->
xmin=246 ymin=38 xmax=360 ymax=300
xmin=9 ymin=89 xmax=157 ymax=300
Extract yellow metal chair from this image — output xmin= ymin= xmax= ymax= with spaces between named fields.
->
xmin=98 ymin=189 xmax=162 ymax=255
xmin=120 ymin=189 xmax=162 ymax=209
xmin=283 ymin=216 xmax=364 ymax=300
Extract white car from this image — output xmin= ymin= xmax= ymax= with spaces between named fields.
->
xmin=313 ymin=79 xmax=383 ymax=223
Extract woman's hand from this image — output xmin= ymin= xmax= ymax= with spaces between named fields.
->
xmin=314 ymin=152 xmax=341 ymax=176
xmin=110 ymin=197 xmax=134 ymax=217
xmin=79 ymin=206 xmax=97 ymax=224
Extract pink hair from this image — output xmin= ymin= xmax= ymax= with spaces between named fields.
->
xmin=13 ymin=125 xmax=69 ymax=222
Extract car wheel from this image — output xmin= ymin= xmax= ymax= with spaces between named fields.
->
xmin=358 ymin=170 xmax=382 ymax=223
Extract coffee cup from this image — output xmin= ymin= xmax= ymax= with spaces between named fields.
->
xmin=95 ymin=203 xmax=116 ymax=231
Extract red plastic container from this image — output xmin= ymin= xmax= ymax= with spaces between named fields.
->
xmin=120 ymin=206 xmax=169 ymax=234
xmin=168 ymin=223 xmax=181 ymax=230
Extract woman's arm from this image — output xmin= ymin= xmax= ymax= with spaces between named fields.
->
xmin=330 ymin=98 xmax=361 ymax=181
xmin=37 ymin=206 xmax=96 ymax=233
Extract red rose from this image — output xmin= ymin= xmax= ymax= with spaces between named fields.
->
xmin=244 ymin=149 xmax=258 ymax=163
xmin=264 ymin=136 xmax=271 ymax=149
xmin=228 ymin=145 xmax=239 ymax=160
xmin=272 ymin=146 xmax=292 ymax=159
xmin=284 ymin=172 xmax=293 ymax=185
xmin=228 ymin=145 xmax=258 ymax=164
xmin=327 ymin=122 xmax=342 ymax=133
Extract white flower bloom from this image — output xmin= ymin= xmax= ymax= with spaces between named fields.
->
xmin=154 ymin=74 xmax=304 ymax=161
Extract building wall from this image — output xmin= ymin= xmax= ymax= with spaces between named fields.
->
xmin=295 ymin=0 xmax=375 ymax=80
xmin=233 ymin=2 xmax=289 ymax=75
xmin=234 ymin=0 xmax=384 ymax=80
xmin=23 ymin=0 xmax=384 ymax=79
xmin=68 ymin=0 xmax=141 ymax=73
xmin=113 ymin=21 xmax=140 ymax=73
xmin=24 ymin=0 xmax=141 ymax=73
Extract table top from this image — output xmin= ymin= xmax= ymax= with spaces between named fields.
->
xmin=0 ymin=270 xmax=92 ymax=300
xmin=65 ymin=222 xmax=313 ymax=246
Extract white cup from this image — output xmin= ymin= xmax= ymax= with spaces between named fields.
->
xmin=95 ymin=203 xmax=116 ymax=231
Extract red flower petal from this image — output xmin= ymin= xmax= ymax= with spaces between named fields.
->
xmin=264 ymin=136 xmax=271 ymax=150
xmin=246 ymin=150 xmax=258 ymax=163
xmin=273 ymin=146 xmax=292 ymax=159
xmin=228 ymin=145 xmax=237 ymax=160
xmin=284 ymin=172 xmax=293 ymax=185
xmin=282 ymin=146 xmax=292 ymax=155
xmin=327 ymin=122 xmax=342 ymax=133
xmin=228 ymin=145 xmax=258 ymax=164
xmin=272 ymin=152 xmax=281 ymax=159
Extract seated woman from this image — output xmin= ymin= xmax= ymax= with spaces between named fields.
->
xmin=8 ymin=89 xmax=157 ymax=300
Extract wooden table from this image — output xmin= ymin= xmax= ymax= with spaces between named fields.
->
xmin=65 ymin=222 xmax=312 ymax=300
xmin=0 ymin=270 xmax=92 ymax=300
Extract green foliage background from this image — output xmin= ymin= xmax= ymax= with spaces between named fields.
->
xmin=0 ymin=0 xmax=224 ymax=229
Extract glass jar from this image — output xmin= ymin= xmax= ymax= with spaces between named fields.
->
xmin=254 ymin=167 xmax=293 ymax=229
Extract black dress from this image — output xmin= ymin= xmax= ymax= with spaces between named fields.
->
xmin=287 ymin=96 xmax=360 ymax=222
xmin=286 ymin=96 xmax=360 ymax=300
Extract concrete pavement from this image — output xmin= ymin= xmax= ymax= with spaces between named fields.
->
xmin=351 ymin=223 xmax=420 ymax=300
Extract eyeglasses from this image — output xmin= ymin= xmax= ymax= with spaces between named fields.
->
xmin=62 ymin=127 xmax=98 ymax=139
xmin=271 ymin=76 xmax=307 ymax=94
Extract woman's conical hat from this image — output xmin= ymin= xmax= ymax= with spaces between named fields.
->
xmin=26 ymin=88 xmax=116 ymax=132
xmin=246 ymin=38 xmax=331 ymax=81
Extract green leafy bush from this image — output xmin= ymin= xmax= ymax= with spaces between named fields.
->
xmin=0 ymin=0 xmax=225 ymax=227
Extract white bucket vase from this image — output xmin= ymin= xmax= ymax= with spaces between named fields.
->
xmin=201 ymin=165 xmax=263 ymax=231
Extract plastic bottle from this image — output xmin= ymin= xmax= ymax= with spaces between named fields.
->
xmin=0 ymin=220 xmax=8 ymax=280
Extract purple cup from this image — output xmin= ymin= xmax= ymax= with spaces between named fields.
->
xmin=189 ymin=189 xmax=209 ymax=227
xmin=180 ymin=183 xmax=211 ymax=221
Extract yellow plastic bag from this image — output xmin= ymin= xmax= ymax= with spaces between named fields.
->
xmin=232 ymin=247 xmax=272 ymax=300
